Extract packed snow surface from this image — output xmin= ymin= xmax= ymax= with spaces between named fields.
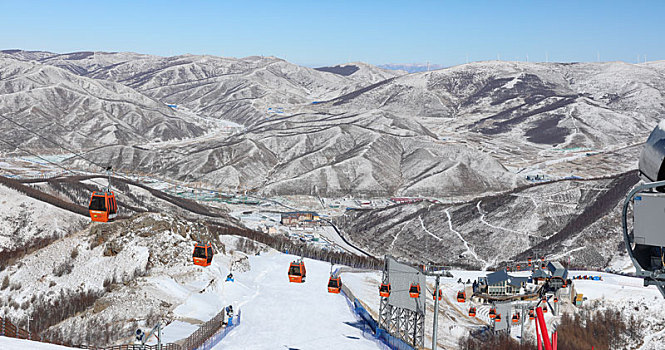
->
xmin=213 ymin=251 xmax=383 ymax=349
xmin=0 ymin=337 xmax=77 ymax=350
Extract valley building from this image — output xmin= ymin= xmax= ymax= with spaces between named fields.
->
xmin=281 ymin=211 xmax=321 ymax=226
xmin=481 ymin=270 xmax=528 ymax=296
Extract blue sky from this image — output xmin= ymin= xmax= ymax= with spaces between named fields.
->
xmin=1 ymin=0 xmax=663 ymax=67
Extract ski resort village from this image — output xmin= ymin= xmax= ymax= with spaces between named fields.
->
xmin=2 ymin=2 xmax=665 ymax=349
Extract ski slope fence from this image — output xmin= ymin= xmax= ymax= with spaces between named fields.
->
xmin=0 ymin=317 xmax=31 ymax=340
xmin=1 ymin=307 xmax=240 ymax=350
xmin=192 ymin=311 xmax=241 ymax=350
xmin=340 ymin=283 xmax=414 ymax=350
xmin=180 ymin=308 xmax=240 ymax=350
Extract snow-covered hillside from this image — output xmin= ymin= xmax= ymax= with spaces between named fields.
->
xmin=337 ymin=172 xmax=638 ymax=269
xmin=0 ymin=57 xmax=206 ymax=151
xmin=0 ymin=184 xmax=86 ymax=252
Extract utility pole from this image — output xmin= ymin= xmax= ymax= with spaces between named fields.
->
xmin=432 ymin=274 xmax=440 ymax=350
xmin=422 ymin=264 xmax=449 ymax=349
xmin=520 ymin=304 xmax=525 ymax=345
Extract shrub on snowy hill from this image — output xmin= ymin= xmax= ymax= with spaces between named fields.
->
xmin=459 ymin=331 xmax=534 ymax=350
xmin=556 ymin=309 xmax=635 ymax=350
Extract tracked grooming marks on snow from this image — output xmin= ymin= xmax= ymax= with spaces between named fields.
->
xmin=445 ymin=209 xmax=488 ymax=270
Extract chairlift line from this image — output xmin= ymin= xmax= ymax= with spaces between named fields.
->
xmin=0 ymin=113 xmax=110 ymax=171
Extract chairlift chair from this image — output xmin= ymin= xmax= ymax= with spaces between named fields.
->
xmin=409 ymin=283 xmax=421 ymax=298
xmin=379 ymin=283 xmax=391 ymax=298
xmin=288 ymin=259 xmax=306 ymax=283
xmin=328 ymin=276 xmax=341 ymax=294
xmin=193 ymin=242 xmax=214 ymax=267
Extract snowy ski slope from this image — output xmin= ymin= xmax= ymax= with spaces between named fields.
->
xmin=0 ymin=337 xmax=76 ymax=350
xmin=147 ymin=250 xmax=384 ymax=349
xmin=213 ymin=251 xmax=384 ymax=349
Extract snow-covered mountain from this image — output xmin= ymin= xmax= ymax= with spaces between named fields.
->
xmin=324 ymin=60 xmax=665 ymax=177
xmin=72 ymin=109 xmax=518 ymax=197
xmin=4 ymin=50 xmax=662 ymax=197
xmin=336 ymin=171 xmax=638 ymax=270
xmin=0 ymin=55 xmax=205 ymax=151
xmin=378 ymin=63 xmax=446 ymax=73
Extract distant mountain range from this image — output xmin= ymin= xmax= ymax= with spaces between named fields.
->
xmin=2 ymin=50 xmax=663 ymax=200
xmin=378 ymin=63 xmax=446 ymax=73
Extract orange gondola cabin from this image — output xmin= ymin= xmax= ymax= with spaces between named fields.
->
xmin=328 ymin=276 xmax=341 ymax=293
xmin=88 ymin=191 xmax=118 ymax=223
xmin=379 ymin=283 xmax=391 ymax=298
xmin=468 ymin=307 xmax=476 ymax=317
xmin=288 ymin=260 xmax=306 ymax=283
xmin=489 ymin=307 xmax=497 ymax=319
xmin=512 ymin=313 xmax=520 ymax=324
xmin=495 ymin=314 xmax=502 ymax=322
xmin=528 ymin=308 xmax=535 ymax=320
xmin=409 ymin=283 xmax=421 ymax=298
xmin=193 ymin=242 xmax=214 ymax=267
xmin=457 ymin=290 xmax=466 ymax=303
xmin=433 ymin=289 xmax=442 ymax=301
